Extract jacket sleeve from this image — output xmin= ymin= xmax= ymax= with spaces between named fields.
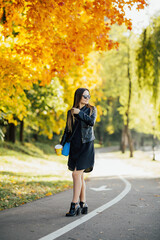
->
xmin=59 ymin=111 xmax=69 ymax=146
xmin=77 ymin=106 xmax=97 ymax=126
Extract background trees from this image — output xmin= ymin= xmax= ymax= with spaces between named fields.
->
xmin=97 ymin=21 xmax=160 ymax=156
xmin=136 ymin=14 xmax=160 ymax=134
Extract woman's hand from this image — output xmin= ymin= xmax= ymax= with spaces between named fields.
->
xmin=72 ymin=108 xmax=80 ymax=114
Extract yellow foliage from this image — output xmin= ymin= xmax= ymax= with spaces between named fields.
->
xmin=0 ymin=0 xmax=147 ymax=127
xmin=45 ymin=192 xmax=52 ymax=196
xmin=0 ymin=0 xmax=147 ymax=83
xmin=106 ymin=125 xmax=114 ymax=134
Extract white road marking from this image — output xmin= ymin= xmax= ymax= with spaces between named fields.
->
xmin=90 ymin=185 xmax=112 ymax=191
xmin=38 ymin=175 xmax=131 ymax=240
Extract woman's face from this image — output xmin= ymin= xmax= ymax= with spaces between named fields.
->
xmin=80 ymin=90 xmax=90 ymax=104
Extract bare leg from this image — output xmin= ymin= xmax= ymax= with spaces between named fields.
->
xmin=72 ymin=168 xmax=84 ymax=203
xmin=79 ymin=172 xmax=86 ymax=202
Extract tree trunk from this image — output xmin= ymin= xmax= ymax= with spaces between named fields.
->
xmin=120 ymin=125 xmax=128 ymax=153
xmin=121 ymin=126 xmax=126 ymax=153
xmin=33 ymin=133 xmax=38 ymax=141
xmin=127 ymin=129 xmax=133 ymax=157
xmin=20 ymin=120 xmax=24 ymax=142
xmin=126 ymin=44 xmax=134 ymax=157
xmin=120 ymin=125 xmax=133 ymax=157
xmin=140 ymin=136 xmax=144 ymax=147
xmin=120 ymin=41 xmax=134 ymax=157
xmin=7 ymin=123 xmax=16 ymax=143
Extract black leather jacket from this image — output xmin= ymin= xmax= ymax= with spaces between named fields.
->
xmin=60 ymin=105 xmax=97 ymax=146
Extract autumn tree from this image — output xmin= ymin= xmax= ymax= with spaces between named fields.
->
xmin=0 ymin=0 xmax=147 ymax=142
xmin=0 ymin=0 xmax=147 ymax=100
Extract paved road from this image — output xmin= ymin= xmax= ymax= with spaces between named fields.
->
xmin=0 ymin=148 xmax=160 ymax=240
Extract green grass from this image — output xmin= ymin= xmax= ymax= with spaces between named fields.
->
xmin=0 ymin=141 xmax=68 ymax=164
xmin=0 ymin=141 xmax=106 ymax=211
xmin=0 ymin=141 xmax=73 ymax=211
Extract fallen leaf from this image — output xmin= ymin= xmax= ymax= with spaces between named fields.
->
xmin=45 ymin=192 xmax=52 ymax=196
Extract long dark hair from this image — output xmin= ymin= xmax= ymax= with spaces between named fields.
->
xmin=67 ymin=88 xmax=94 ymax=132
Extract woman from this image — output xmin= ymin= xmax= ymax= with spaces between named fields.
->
xmin=59 ymin=88 xmax=97 ymax=217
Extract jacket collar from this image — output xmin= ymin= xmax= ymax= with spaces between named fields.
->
xmin=80 ymin=105 xmax=88 ymax=112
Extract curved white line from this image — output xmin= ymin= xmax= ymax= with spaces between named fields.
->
xmin=38 ymin=175 xmax=131 ymax=240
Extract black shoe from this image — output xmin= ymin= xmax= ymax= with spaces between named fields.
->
xmin=66 ymin=202 xmax=80 ymax=217
xmin=79 ymin=201 xmax=88 ymax=214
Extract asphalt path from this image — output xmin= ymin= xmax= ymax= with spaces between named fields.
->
xmin=0 ymin=148 xmax=160 ymax=240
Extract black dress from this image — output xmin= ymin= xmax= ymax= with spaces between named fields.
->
xmin=68 ymin=106 xmax=95 ymax=173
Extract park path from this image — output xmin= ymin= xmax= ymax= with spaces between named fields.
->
xmin=0 ymin=147 xmax=160 ymax=240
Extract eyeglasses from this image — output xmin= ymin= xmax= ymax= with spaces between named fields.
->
xmin=82 ymin=94 xmax=90 ymax=99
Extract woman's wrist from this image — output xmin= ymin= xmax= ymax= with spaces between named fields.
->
xmin=72 ymin=108 xmax=80 ymax=114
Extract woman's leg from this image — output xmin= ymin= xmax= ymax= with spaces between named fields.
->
xmin=79 ymin=172 xmax=86 ymax=202
xmin=79 ymin=173 xmax=88 ymax=214
xmin=72 ymin=168 xmax=84 ymax=203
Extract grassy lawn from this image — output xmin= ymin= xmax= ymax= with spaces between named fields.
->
xmin=0 ymin=141 xmax=102 ymax=211
xmin=0 ymin=141 xmax=73 ymax=211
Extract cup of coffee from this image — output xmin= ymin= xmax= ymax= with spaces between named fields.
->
xmin=55 ymin=144 xmax=63 ymax=156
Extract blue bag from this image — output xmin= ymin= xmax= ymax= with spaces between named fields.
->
xmin=62 ymin=142 xmax=70 ymax=156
